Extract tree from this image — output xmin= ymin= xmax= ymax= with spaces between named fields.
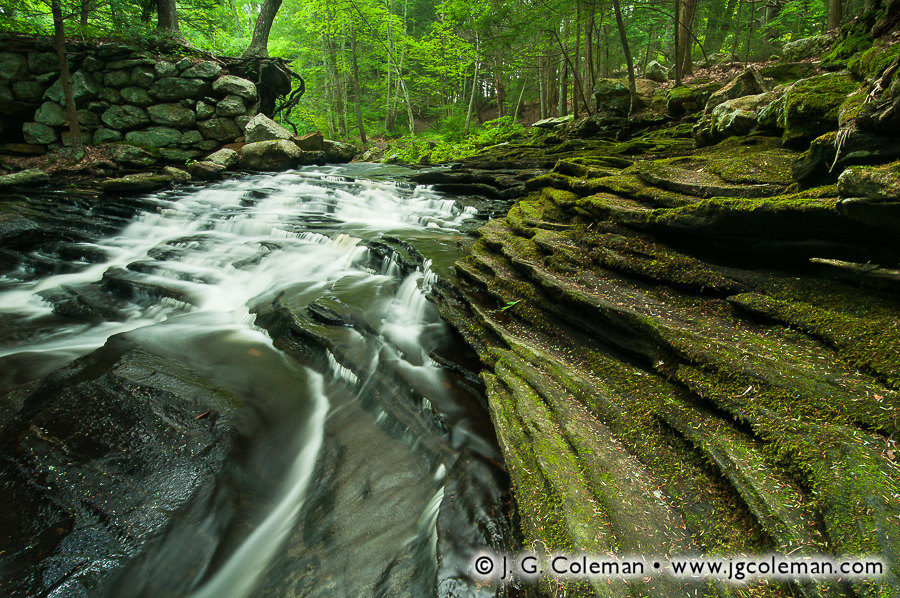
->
xmin=155 ymin=0 xmax=181 ymax=32
xmin=244 ymin=0 xmax=283 ymax=56
xmin=828 ymin=0 xmax=843 ymax=29
xmin=611 ymin=0 xmax=636 ymax=114
xmin=50 ymin=0 xmax=83 ymax=157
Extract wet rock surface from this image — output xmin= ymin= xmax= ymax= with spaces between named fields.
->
xmin=0 ymin=341 xmax=239 ymax=597
xmin=0 ymin=169 xmax=513 ymax=597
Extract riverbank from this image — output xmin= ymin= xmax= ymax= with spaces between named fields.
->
xmin=429 ymin=25 xmax=900 ymax=598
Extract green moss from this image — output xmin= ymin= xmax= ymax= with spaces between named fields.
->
xmin=822 ymin=27 xmax=873 ymax=64
xmin=728 ymin=292 xmax=900 ymax=390
xmin=847 ymin=41 xmax=900 ymax=81
xmin=781 ymin=74 xmax=861 ymax=147
xmin=758 ymin=62 xmax=817 ymax=83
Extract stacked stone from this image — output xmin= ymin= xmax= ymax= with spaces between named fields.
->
xmin=0 ymin=48 xmax=257 ymax=161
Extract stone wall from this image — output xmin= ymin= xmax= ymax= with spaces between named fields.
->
xmin=0 ymin=35 xmax=260 ymax=161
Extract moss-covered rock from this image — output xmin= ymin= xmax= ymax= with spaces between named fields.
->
xmin=759 ymin=61 xmax=818 ymax=82
xmin=777 ymin=73 xmax=861 ymax=147
xmin=847 ymin=40 xmax=900 ymax=83
xmin=838 ymin=160 xmax=900 ymax=200
xmin=666 ymin=82 xmax=723 ymax=117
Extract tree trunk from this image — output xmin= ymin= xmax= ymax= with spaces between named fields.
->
xmin=157 ymin=0 xmax=180 ymax=32
xmin=51 ymin=0 xmax=83 ymax=157
xmin=385 ymin=0 xmax=395 ymax=131
xmin=243 ymin=0 xmax=282 ymax=57
xmin=558 ymin=49 xmax=567 ymax=116
xmin=80 ymin=0 xmax=91 ymax=27
xmin=465 ymin=47 xmax=480 ymax=132
xmin=585 ymin=8 xmax=595 ymax=96
xmin=673 ymin=0 xmax=681 ymax=84
xmin=828 ymin=0 xmax=842 ymax=29
xmin=513 ymin=73 xmax=528 ymax=120
xmin=494 ymin=56 xmax=506 ymax=118
xmin=611 ymin=0 xmax=636 ymax=115
xmin=350 ymin=21 xmax=366 ymax=143
xmin=678 ymin=0 xmax=699 ymax=76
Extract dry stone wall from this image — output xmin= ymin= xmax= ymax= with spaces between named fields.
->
xmin=0 ymin=36 xmax=260 ymax=162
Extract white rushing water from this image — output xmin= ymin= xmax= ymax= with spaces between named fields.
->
xmin=0 ymin=166 xmax=478 ymax=596
xmin=0 ymin=168 xmax=474 ymax=363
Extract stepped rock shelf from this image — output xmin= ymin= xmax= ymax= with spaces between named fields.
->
xmin=430 ymin=128 xmax=900 ymax=597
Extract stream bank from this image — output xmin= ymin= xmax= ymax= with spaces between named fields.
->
xmin=428 ymin=25 xmax=900 ymax=598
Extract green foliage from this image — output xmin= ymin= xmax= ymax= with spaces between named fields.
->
xmin=387 ymin=115 xmax=526 ymax=163
xmin=0 ymin=0 xmax=847 ymax=153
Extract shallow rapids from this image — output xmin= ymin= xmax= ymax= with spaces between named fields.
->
xmin=0 ymin=165 xmax=510 ymax=597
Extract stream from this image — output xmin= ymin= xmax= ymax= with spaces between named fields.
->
xmin=0 ymin=165 xmax=511 ymax=597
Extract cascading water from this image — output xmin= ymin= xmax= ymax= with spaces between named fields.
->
xmin=0 ymin=165 xmax=511 ymax=597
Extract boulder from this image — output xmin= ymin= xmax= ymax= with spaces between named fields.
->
xmin=705 ymin=67 xmax=769 ymax=112
xmin=532 ymin=115 xmax=573 ymax=129
xmin=204 ymin=148 xmax=240 ymax=168
xmin=104 ymin=70 xmax=131 ymax=88
xmin=130 ymin=66 xmax=156 ymax=89
xmin=163 ymin=166 xmax=191 ymax=182
xmin=644 ymin=60 xmax=669 ymax=83
xmin=235 ymin=114 xmax=252 ymax=131
xmin=215 ymin=94 xmax=246 ymax=117
xmin=101 ymin=172 xmax=172 ymax=193
xmin=666 ymin=82 xmax=722 ymax=118
xmin=181 ymin=61 xmax=223 ymax=80
xmin=240 ymin=139 xmax=302 ymax=170
xmin=187 ymin=160 xmax=226 ymax=180
xmin=767 ymin=73 xmax=860 ymax=147
xmin=195 ymin=100 xmax=215 ymax=119
xmin=125 ymin=126 xmax=183 ymax=148
xmin=180 ymin=130 xmax=203 ymax=145
xmin=212 ymin=75 xmax=257 ymax=100
xmin=76 ymin=109 xmax=100 ymax=128
xmin=782 ymin=34 xmax=834 ymax=61
xmin=34 ymin=101 xmax=67 ymax=126
xmin=694 ymin=92 xmax=774 ymax=146
xmin=154 ymin=61 xmax=178 ymax=78
xmin=295 ymin=131 xmax=324 ymax=151
xmin=44 ymin=70 xmax=98 ymax=107
xmin=27 ymin=52 xmax=57 ymax=74
xmin=111 ymin=144 xmax=158 ymax=167
xmin=0 ymin=52 xmax=28 ymax=82
xmin=197 ymin=117 xmax=242 ymax=142
xmin=93 ymin=127 xmax=123 ymax=144
xmin=176 ymin=57 xmax=193 ymax=72
xmin=22 ymin=122 xmax=57 ymax=145
xmin=836 ymin=161 xmax=900 ymax=232
xmin=121 ymin=86 xmax=153 ymax=106
xmin=838 ymin=161 xmax=900 ymax=200
xmin=101 ymin=104 xmax=150 ymax=130
xmin=0 ymin=169 xmax=49 ymax=188
xmin=758 ymin=62 xmax=818 ymax=83
xmin=147 ymin=103 xmax=196 ymax=127
xmin=158 ymin=147 xmax=201 ymax=162
xmin=12 ymin=81 xmax=44 ymax=102
xmin=149 ymin=77 xmax=208 ymax=101
xmin=593 ymin=79 xmax=632 ymax=115
xmin=97 ymin=87 xmax=121 ymax=103
xmin=244 ymin=113 xmax=293 ymax=143
xmin=323 ymin=140 xmax=355 ymax=163
xmin=107 ymin=58 xmax=155 ymax=70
